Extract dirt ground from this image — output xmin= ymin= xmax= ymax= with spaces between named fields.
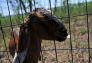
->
xmin=0 ymin=17 xmax=92 ymax=63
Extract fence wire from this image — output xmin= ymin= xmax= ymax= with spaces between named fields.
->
xmin=0 ymin=0 xmax=92 ymax=63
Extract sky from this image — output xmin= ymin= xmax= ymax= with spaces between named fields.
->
xmin=0 ymin=0 xmax=92 ymax=16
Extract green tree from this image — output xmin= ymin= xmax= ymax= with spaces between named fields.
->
xmin=0 ymin=13 xmax=2 ymax=17
xmin=9 ymin=0 xmax=33 ymax=14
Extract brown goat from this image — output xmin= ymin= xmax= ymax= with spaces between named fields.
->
xmin=9 ymin=8 xmax=68 ymax=63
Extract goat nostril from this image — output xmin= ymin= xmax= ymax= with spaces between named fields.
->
xmin=63 ymin=29 xmax=67 ymax=32
xmin=63 ymin=32 xmax=68 ymax=37
xmin=58 ymin=29 xmax=68 ymax=37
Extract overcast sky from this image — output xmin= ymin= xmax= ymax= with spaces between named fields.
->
xmin=0 ymin=0 xmax=92 ymax=16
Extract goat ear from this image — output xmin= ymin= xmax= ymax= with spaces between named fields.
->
xmin=28 ymin=13 xmax=42 ymax=24
xmin=30 ymin=11 xmax=44 ymax=18
xmin=36 ymin=12 xmax=44 ymax=18
xmin=18 ymin=25 xmax=28 ymax=53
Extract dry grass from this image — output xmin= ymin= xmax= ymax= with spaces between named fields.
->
xmin=0 ymin=17 xmax=92 ymax=63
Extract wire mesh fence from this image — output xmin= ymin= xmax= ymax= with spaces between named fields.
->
xmin=0 ymin=0 xmax=92 ymax=63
